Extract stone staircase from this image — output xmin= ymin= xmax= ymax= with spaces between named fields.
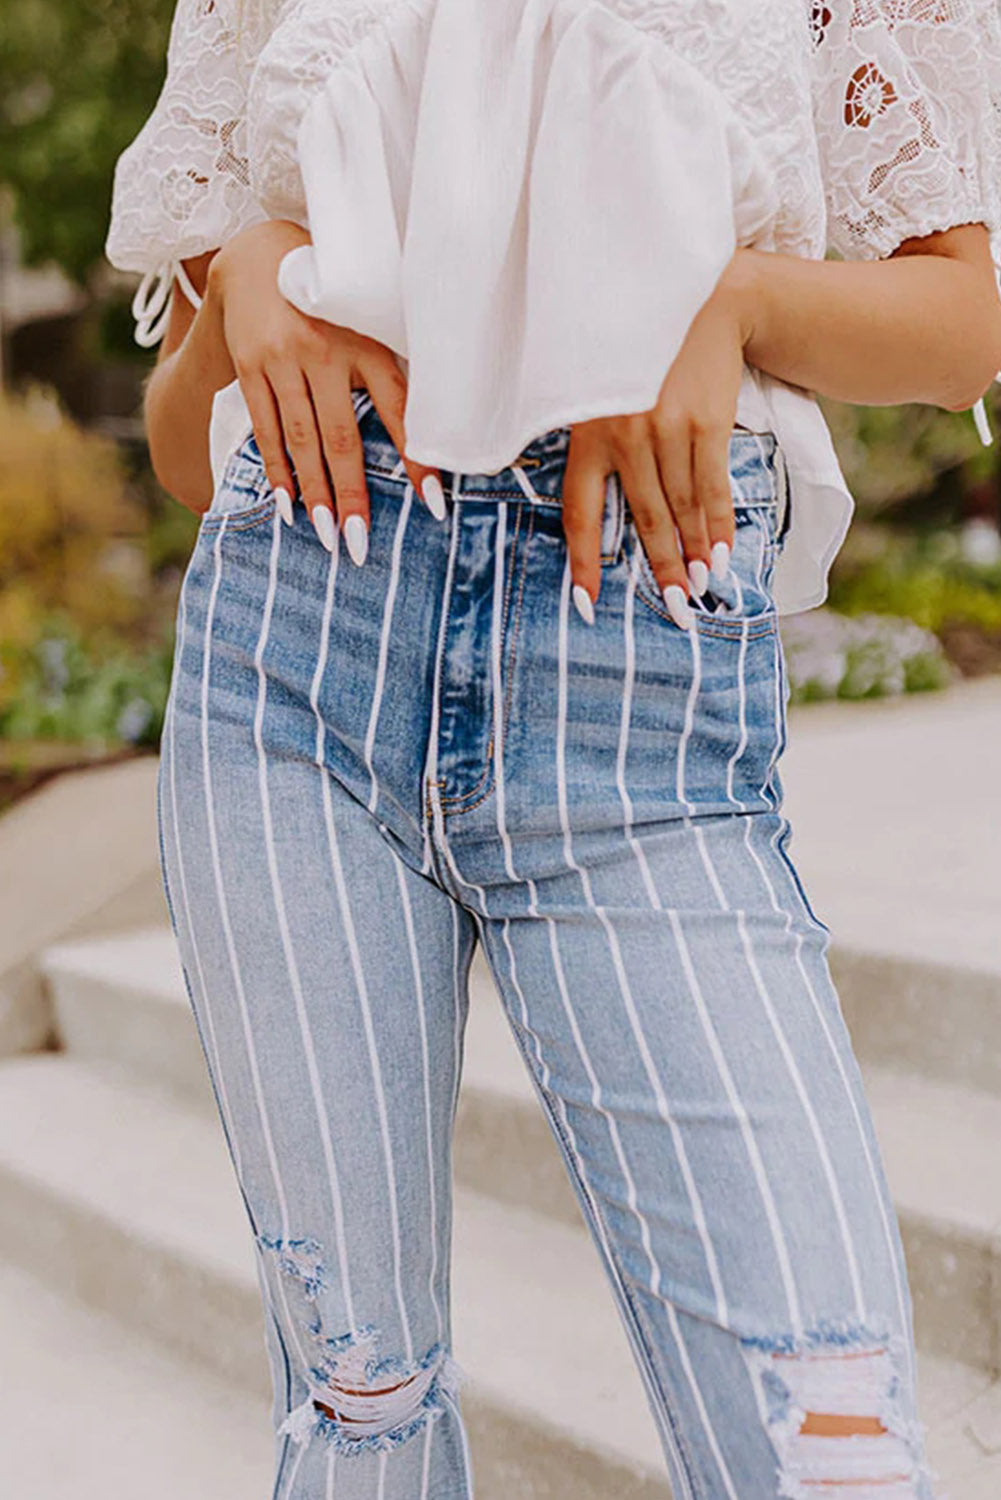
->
xmin=1 ymin=923 xmax=1000 ymax=1498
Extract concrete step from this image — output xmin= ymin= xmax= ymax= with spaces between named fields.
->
xmin=41 ymin=916 xmax=1001 ymax=1112
xmin=40 ymin=926 xmax=1001 ymax=1373
xmin=0 ymin=756 xmax=165 ymax=1057
xmin=457 ymin=974 xmax=1001 ymax=1375
xmin=0 ymin=1050 xmax=670 ymax=1499
xmin=2 ymin=1255 xmax=1000 ymax=1500
xmin=0 ymin=1259 xmax=273 ymax=1500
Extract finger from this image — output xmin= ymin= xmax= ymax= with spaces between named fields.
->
xmin=691 ymin=422 xmax=736 ymax=582
xmin=618 ymin=440 xmax=694 ymax=631
xmin=239 ymin=369 xmax=296 ymax=524
xmin=561 ymin=430 xmax=608 ymax=622
xmin=652 ymin=414 xmax=711 ymax=598
xmin=360 ymin=352 xmax=446 ymax=521
xmin=306 ymin=364 xmax=370 ymax=564
xmin=269 ymin=363 xmax=338 ymax=549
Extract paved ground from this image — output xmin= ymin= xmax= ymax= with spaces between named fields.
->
xmin=782 ymin=676 xmax=1001 ymax=974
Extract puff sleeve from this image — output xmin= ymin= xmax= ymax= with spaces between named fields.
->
xmin=104 ymin=0 xmax=269 ymax=344
xmin=811 ymin=0 xmax=1001 ymax=263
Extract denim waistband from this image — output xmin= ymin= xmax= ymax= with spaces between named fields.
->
xmin=351 ymin=389 xmax=780 ymax=506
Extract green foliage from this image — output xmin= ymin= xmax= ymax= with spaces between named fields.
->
xmin=819 ymin=392 xmax=999 ymax=518
xmin=0 ymin=0 xmax=174 ymax=282
xmin=0 ymin=384 xmax=179 ymax=747
xmin=828 ymin=529 xmax=1001 ymax=633
xmin=0 ymin=614 xmax=172 ymax=746
xmin=0 ymin=384 xmax=149 ymax=656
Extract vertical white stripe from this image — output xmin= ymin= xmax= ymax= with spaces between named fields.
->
xmin=675 ymin=618 xmax=701 ymax=817
xmin=442 ymin=478 xmax=694 ymax=1496
xmin=430 ymin=504 xmax=499 ymax=919
xmin=552 ymin=556 xmax=739 ymax=1498
xmin=325 ymin=1448 xmax=336 ymax=1500
xmin=490 ymin=502 xmax=518 ymax=884
xmin=441 ymin=1386 xmax=475 ymax=1500
xmin=168 ymin=580 xmax=242 ymax=1173
xmin=319 ymin=757 xmax=414 ymax=1360
xmin=393 ymin=856 xmax=444 ymax=1342
xmin=280 ymin=1429 xmax=308 ymax=1500
xmin=254 ymin=513 xmax=356 ymax=1329
xmin=742 ymin=814 xmax=914 ymax=1392
xmin=422 ymin=490 xmax=463 ymax=877
xmin=707 ymin=516 xmax=876 ymax=1343
xmin=376 ymin=1446 xmax=388 ymax=1500
xmin=365 ymin=484 xmax=414 ymax=813
xmin=735 ymin=907 xmax=865 ymax=1318
xmin=724 ymin=621 xmax=750 ymax=811
xmin=614 ymin=562 xmax=728 ymax=1323
xmin=168 ymin=569 xmax=306 ymax=1402
xmin=725 ymin=509 xmax=765 ymax=810
xmin=763 ymin=612 xmax=785 ymax=810
xmin=198 ymin=519 xmax=311 ymax=1373
xmin=449 ymin=902 xmax=464 ymax=1125
xmin=419 ymin=1408 xmax=433 ymax=1500
xmin=668 ymin=905 xmax=803 ymax=1335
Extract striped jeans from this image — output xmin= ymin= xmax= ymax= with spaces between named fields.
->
xmin=157 ymin=396 xmax=933 ymax=1500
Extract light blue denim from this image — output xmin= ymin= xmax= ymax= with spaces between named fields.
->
xmin=157 ymin=392 xmax=934 ymax=1500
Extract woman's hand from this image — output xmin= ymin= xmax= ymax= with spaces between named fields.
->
xmin=207 ymin=219 xmax=445 ymax=559
xmin=562 ymin=255 xmax=752 ymax=629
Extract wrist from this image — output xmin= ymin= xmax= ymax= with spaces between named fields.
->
xmin=718 ymin=247 xmax=765 ymax=355
xmin=191 ymin=265 xmax=237 ymax=389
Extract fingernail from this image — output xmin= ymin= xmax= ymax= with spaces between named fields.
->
xmin=572 ymin=583 xmax=595 ymax=626
xmin=344 ymin=513 xmax=368 ymax=566
xmin=710 ymin=541 xmax=731 ymax=581
xmin=274 ymin=486 xmax=294 ymax=526
xmin=688 ymin=558 xmax=709 ymax=597
xmin=312 ymin=504 xmax=336 ymax=552
xmin=421 ymin=474 xmax=447 ymax=521
xmin=662 ymin=584 xmax=694 ymax=631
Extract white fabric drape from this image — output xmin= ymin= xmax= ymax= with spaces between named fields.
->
xmin=276 ymin=0 xmax=778 ymax=472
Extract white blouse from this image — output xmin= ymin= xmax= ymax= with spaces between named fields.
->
xmin=105 ymin=0 xmax=1001 ymax=614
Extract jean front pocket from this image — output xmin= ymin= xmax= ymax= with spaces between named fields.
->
xmin=199 ymin=433 xmax=277 ymax=533
xmin=626 ymin=430 xmax=783 ymax=642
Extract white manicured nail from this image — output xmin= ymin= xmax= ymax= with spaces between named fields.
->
xmin=344 ymin=513 xmax=368 ymax=566
xmin=711 ymin=541 xmax=731 ymax=581
xmin=662 ymin=584 xmax=694 ymax=631
xmin=311 ymin=505 xmax=336 ymax=552
xmin=688 ymin=558 xmax=709 ymax=597
xmin=274 ymin=486 xmax=294 ymax=526
xmin=572 ymin=583 xmax=595 ymax=625
xmin=421 ymin=474 xmax=447 ymax=521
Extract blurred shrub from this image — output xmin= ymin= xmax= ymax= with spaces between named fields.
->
xmin=781 ymin=609 xmax=952 ymax=704
xmin=820 ymin=397 xmax=996 ymax=518
xmin=0 ymin=384 xmax=174 ymax=746
xmin=1 ymin=614 xmax=171 ymax=746
xmin=0 ymin=384 xmax=148 ymax=645
xmin=828 ymin=525 xmax=1001 ymax=634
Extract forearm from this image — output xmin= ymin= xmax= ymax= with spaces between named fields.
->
xmin=730 ymin=232 xmax=1001 ymax=413
xmin=144 ymin=272 xmax=236 ymax=512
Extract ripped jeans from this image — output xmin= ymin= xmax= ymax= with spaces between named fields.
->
xmin=157 ymin=394 xmax=934 ymax=1500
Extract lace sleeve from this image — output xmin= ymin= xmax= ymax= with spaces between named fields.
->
xmin=104 ymin=0 xmax=270 ymax=337
xmin=811 ymin=0 xmax=1001 ymax=262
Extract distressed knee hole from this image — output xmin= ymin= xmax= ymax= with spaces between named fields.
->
xmin=257 ymin=1232 xmax=462 ymax=1456
xmin=740 ymin=1324 xmax=932 ymax=1499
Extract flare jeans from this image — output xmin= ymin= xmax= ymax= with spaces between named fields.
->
xmin=157 ymin=393 xmax=934 ymax=1500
